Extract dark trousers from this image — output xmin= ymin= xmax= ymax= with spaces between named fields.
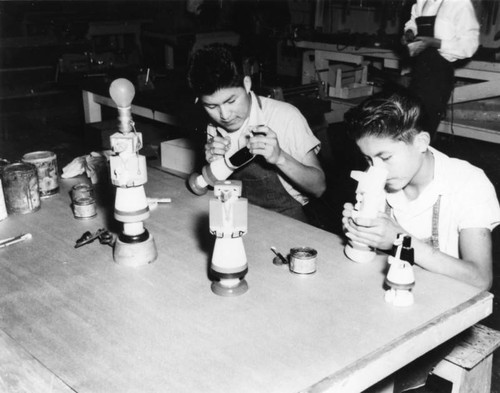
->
xmin=409 ymin=48 xmax=454 ymax=139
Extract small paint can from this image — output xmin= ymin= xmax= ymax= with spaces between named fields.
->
xmin=0 ymin=159 xmax=10 ymax=221
xmin=71 ymin=183 xmax=96 ymax=219
xmin=289 ymin=247 xmax=317 ymax=274
xmin=2 ymin=163 xmax=41 ymax=214
xmin=22 ymin=151 xmax=59 ymax=198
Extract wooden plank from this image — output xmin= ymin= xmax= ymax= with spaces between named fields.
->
xmin=294 ymin=41 xmax=398 ymax=59
xmin=438 ymin=120 xmax=500 ymax=144
xmin=452 ymin=81 xmax=500 ymax=103
xmin=320 ymin=50 xmax=364 ymax=65
xmin=82 ymin=89 xmax=181 ymax=126
xmin=463 ymin=60 xmax=500 ymax=73
xmin=444 ymin=324 xmax=500 ymax=369
xmin=455 ymin=68 xmax=500 ymax=80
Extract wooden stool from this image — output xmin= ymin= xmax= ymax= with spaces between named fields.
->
xmin=431 ymin=324 xmax=500 ymax=393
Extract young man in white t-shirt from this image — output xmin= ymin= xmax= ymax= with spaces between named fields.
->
xmin=187 ymin=44 xmax=325 ymax=222
xmin=342 ymin=89 xmax=500 ymax=290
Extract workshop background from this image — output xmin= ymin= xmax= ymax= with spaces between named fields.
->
xmin=0 ymin=1 xmax=499 ymax=392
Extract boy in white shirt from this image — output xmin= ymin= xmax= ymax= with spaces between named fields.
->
xmin=342 ymin=89 xmax=500 ymax=290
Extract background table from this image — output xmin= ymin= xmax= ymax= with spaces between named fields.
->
xmin=0 ymin=168 xmax=492 ymax=393
xmin=81 ymin=73 xmax=201 ymax=130
xmin=296 ymin=40 xmax=500 ymax=144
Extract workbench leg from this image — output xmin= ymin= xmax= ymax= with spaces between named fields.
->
xmin=165 ymin=44 xmax=174 ymax=70
xmin=432 ymin=354 xmax=492 ymax=393
xmin=82 ymin=91 xmax=102 ymax=124
xmin=314 ymin=50 xmax=330 ymax=87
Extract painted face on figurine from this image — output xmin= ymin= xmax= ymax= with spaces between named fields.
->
xmin=356 ymin=134 xmax=429 ymax=193
xmin=200 ymin=77 xmax=252 ymax=133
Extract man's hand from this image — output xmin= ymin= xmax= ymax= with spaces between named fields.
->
xmin=401 ymin=29 xmax=415 ymax=45
xmin=205 ymin=136 xmax=230 ymax=163
xmin=247 ymin=126 xmax=282 ymax=165
xmin=408 ymin=36 xmax=441 ymax=57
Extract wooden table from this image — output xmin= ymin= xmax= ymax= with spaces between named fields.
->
xmin=0 ymin=168 xmax=492 ymax=393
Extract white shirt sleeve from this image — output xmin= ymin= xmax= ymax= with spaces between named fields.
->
xmin=404 ymin=2 xmax=419 ymax=34
xmin=458 ymin=168 xmax=500 ymax=231
xmin=280 ymin=107 xmax=320 ymax=162
xmin=436 ymin=0 xmax=479 ymax=61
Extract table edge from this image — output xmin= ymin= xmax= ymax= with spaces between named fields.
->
xmin=302 ymin=290 xmax=493 ymax=393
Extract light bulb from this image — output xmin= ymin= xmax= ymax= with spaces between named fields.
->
xmin=109 ymin=78 xmax=135 ymax=108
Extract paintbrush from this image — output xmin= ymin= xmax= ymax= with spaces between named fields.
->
xmin=270 ymin=246 xmax=288 ymax=265
xmin=0 ymin=233 xmax=32 ymax=249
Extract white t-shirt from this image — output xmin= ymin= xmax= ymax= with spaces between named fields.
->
xmin=207 ymin=91 xmax=320 ymax=205
xmin=386 ymin=147 xmax=500 ymax=258
xmin=404 ymin=0 xmax=479 ymax=62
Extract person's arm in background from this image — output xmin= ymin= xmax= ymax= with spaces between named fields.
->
xmin=402 ymin=1 xmax=419 ymax=44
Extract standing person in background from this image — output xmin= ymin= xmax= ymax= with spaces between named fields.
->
xmin=401 ymin=0 xmax=479 ymax=140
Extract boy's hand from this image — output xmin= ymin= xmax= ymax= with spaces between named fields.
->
xmin=247 ymin=126 xmax=282 ymax=165
xmin=205 ymin=136 xmax=231 ymax=162
xmin=342 ymin=202 xmax=355 ymax=233
xmin=343 ymin=208 xmax=404 ymax=251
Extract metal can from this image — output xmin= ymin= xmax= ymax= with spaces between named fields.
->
xmin=289 ymin=247 xmax=317 ymax=274
xmin=2 ymin=163 xmax=41 ymax=214
xmin=71 ymin=183 xmax=96 ymax=219
xmin=22 ymin=151 xmax=59 ymax=198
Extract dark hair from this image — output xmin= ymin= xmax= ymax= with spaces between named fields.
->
xmin=344 ymin=89 xmax=426 ymax=143
xmin=187 ymin=44 xmax=245 ymax=97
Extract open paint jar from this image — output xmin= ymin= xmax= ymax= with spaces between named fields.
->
xmin=71 ymin=183 xmax=96 ymax=219
xmin=289 ymin=247 xmax=317 ymax=274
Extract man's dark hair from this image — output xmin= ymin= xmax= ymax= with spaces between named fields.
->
xmin=187 ymin=44 xmax=245 ymax=97
xmin=344 ymin=88 xmax=426 ymax=143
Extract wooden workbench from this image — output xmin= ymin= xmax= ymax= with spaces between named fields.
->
xmin=0 ymin=169 xmax=492 ymax=392
xmin=296 ymin=40 xmax=500 ymax=144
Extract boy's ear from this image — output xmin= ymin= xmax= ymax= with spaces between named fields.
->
xmin=414 ymin=131 xmax=431 ymax=152
xmin=243 ymin=76 xmax=252 ymax=94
